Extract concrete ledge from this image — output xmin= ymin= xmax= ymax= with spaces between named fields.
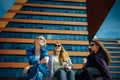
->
xmin=43 ymin=77 xmax=57 ymax=80
xmin=0 ymin=77 xmax=57 ymax=80
xmin=95 ymin=77 xmax=103 ymax=80
xmin=0 ymin=77 xmax=119 ymax=80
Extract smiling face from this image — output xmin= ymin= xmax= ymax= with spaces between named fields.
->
xmin=34 ymin=36 xmax=46 ymax=47
xmin=36 ymin=37 xmax=45 ymax=46
xmin=90 ymin=42 xmax=99 ymax=53
xmin=54 ymin=43 xmax=62 ymax=52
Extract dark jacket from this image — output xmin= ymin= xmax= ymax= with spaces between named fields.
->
xmin=86 ymin=51 xmax=112 ymax=80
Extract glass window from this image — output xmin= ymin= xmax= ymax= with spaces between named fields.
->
xmin=110 ymin=73 xmax=120 ymax=77
xmin=0 ymin=69 xmax=26 ymax=77
xmin=110 ymin=53 xmax=120 ymax=56
xmin=6 ymin=22 xmax=87 ymax=31
xmin=21 ymin=6 xmax=86 ymax=14
xmin=14 ymin=14 xmax=87 ymax=22
xmin=47 ymin=34 xmax=52 ymax=40
xmin=110 ymin=63 xmax=120 ymax=66
xmin=0 ymin=55 xmax=28 ymax=62
xmin=27 ymin=0 xmax=86 ymax=7
xmin=0 ymin=32 xmax=88 ymax=41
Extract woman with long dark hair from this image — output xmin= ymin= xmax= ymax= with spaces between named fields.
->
xmin=75 ymin=40 xmax=112 ymax=80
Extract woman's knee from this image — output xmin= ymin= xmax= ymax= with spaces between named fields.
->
xmin=75 ymin=69 xmax=84 ymax=80
xmin=58 ymin=69 xmax=66 ymax=75
xmin=75 ymin=69 xmax=84 ymax=76
xmin=68 ymin=70 xmax=75 ymax=75
xmin=54 ymin=69 xmax=67 ymax=80
xmin=84 ymin=68 xmax=89 ymax=72
xmin=67 ymin=70 xmax=75 ymax=80
xmin=84 ymin=67 xmax=101 ymax=76
xmin=54 ymin=68 xmax=66 ymax=77
xmin=84 ymin=68 xmax=94 ymax=77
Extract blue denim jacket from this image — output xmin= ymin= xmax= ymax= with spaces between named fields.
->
xmin=26 ymin=46 xmax=50 ymax=78
xmin=26 ymin=46 xmax=48 ymax=65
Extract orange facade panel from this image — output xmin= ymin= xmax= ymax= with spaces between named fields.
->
xmin=55 ymin=0 xmax=86 ymax=3
xmin=0 ymin=49 xmax=90 ymax=56
xmin=111 ymin=61 xmax=120 ymax=63
xmin=105 ymin=47 xmax=120 ymax=49
xmin=0 ymin=62 xmax=119 ymax=71
xmin=73 ymin=64 xmax=83 ymax=69
xmin=2 ymin=13 xmax=16 ymax=19
xmin=16 ymin=0 xmax=27 ymax=3
xmin=0 ymin=27 xmax=88 ymax=35
xmin=0 ymin=62 xmax=29 ymax=68
xmin=47 ymin=40 xmax=89 ymax=45
xmin=0 ymin=49 xmax=25 ymax=55
xmin=7 ymin=5 xmax=22 ymax=11
xmin=0 ymin=38 xmax=89 ymax=45
xmin=102 ymin=42 xmax=118 ymax=44
xmin=15 ymin=3 xmax=86 ymax=10
xmin=0 ymin=18 xmax=88 ymax=26
xmin=110 ymin=71 xmax=120 ymax=74
xmin=111 ymin=56 xmax=120 ymax=58
xmin=0 ymin=62 xmax=83 ymax=69
xmin=109 ymin=51 xmax=120 ymax=54
xmin=0 ymin=21 xmax=8 ymax=28
xmin=109 ymin=66 xmax=120 ymax=68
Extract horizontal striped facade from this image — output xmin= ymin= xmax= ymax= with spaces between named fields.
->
xmin=0 ymin=0 xmax=119 ymax=79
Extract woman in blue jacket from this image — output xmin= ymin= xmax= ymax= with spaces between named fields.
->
xmin=22 ymin=36 xmax=50 ymax=80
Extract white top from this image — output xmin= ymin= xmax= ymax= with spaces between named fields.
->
xmin=35 ymin=55 xmax=40 ymax=61
xmin=52 ymin=56 xmax=63 ymax=73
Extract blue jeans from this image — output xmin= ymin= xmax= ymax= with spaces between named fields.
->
xmin=27 ymin=65 xmax=50 ymax=80
xmin=29 ymin=71 xmax=44 ymax=80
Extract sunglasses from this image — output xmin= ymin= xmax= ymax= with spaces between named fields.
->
xmin=37 ymin=38 xmax=44 ymax=40
xmin=90 ymin=44 xmax=95 ymax=46
xmin=54 ymin=44 xmax=61 ymax=47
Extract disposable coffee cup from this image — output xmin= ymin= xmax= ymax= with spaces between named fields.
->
xmin=63 ymin=61 xmax=67 ymax=67
xmin=44 ymin=56 xmax=49 ymax=63
xmin=82 ymin=58 xmax=87 ymax=63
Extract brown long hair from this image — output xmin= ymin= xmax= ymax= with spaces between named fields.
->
xmin=92 ymin=40 xmax=112 ymax=64
xmin=54 ymin=43 xmax=69 ymax=65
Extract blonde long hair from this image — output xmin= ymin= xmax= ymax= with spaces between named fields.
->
xmin=92 ymin=40 xmax=112 ymax=64
xmin=54 ymin=44 xmax=69 ymax=65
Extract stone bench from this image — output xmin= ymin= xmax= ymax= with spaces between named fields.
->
xmin=95 ymin=77 xmax=103 ymax=80
xmin=43 ymin=77 xmax=57 ymax=80
xmin=0 ymin=77 xmax=57 ymax=80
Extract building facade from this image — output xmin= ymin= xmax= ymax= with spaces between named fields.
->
xmin=0 ymin=0 xmax=119 ymax=79
xmin=0 ymin=0 xmax=89 ymax=78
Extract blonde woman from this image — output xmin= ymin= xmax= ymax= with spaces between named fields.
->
xmin=48 ymin=42 xmax=75 ymax=80
xmin=75 ymin=40 xmax=112 ymax=80
xmin=22 ymin=36 xmax=50 ymax=80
